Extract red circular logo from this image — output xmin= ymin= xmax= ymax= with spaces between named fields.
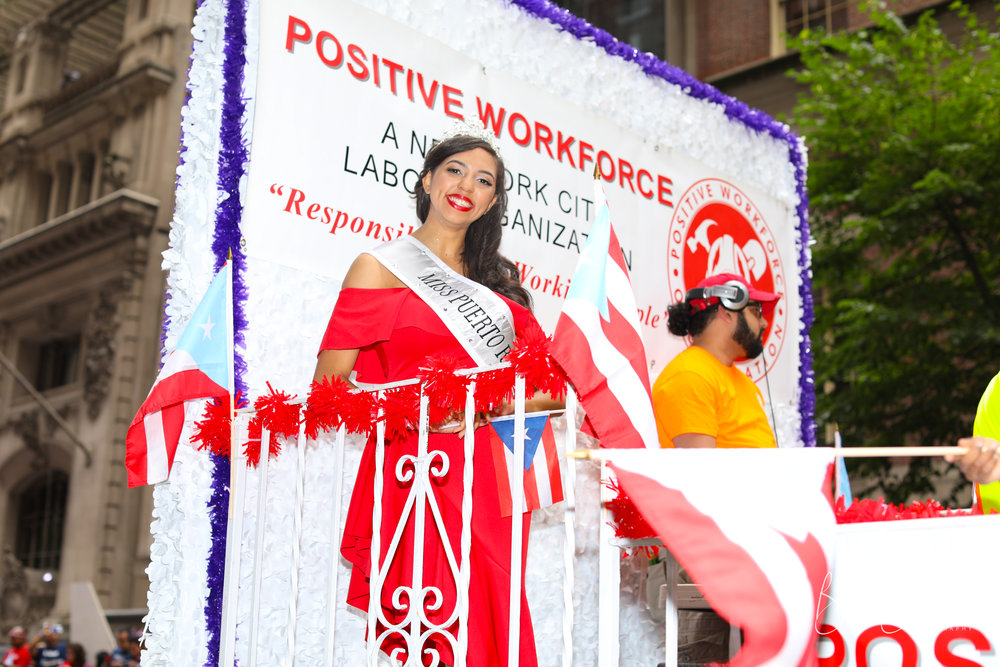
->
xmin=667 ymin=178 xmax=787 ymax=380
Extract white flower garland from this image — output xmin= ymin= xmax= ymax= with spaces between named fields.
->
xmin=143 ymin=0 xmax=228 ymax=663
xmin=360 ymin=0 xmax=800 ymax=210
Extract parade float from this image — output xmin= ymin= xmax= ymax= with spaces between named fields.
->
xmin=136 ymin=0 xmax=999 ymax=665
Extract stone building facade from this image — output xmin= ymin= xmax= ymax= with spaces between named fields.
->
xmin=0 ymin=0 xmax=193 ymax=632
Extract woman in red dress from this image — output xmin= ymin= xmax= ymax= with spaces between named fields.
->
xmin=315 ymin=129 xmax=556 ymax=666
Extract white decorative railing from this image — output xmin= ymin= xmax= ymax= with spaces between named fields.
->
xmin=216 ymin=368 xmax=583 ymax=666
xmin=367 ymin=381 xmax=471 ymax=667
xmin=215 ymin=367 xmax=728 ymax=667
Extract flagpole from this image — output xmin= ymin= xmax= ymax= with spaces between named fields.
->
xmin=226 ymin=251 xmax=237 ymax=515
xmin=597 ymin=458 xmax=620 ymax=667
xmin=567 ymin=446 xmax=970 ymax=460
xmin=820 ymin=446 xmax=969 ymax=458
xmin=219 ymin=253 xmax=238 ymax=667
xmin=508 ymin=375 xmax=526 ymax=667
xmin=560 ymin=388 xmax=577 ymax=667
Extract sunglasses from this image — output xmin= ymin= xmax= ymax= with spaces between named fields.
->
xmin=744 ymin=301 xmax=763 ymax=318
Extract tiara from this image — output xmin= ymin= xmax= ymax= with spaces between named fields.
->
xmin=440 ymin=118 xmax=502 ymax=157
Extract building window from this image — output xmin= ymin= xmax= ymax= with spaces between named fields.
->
xmin=549 ymin=0 xmax=666 ymax=59
xmin=75 ymin=151 xmax=96 ymax=209
xmin=785 ymin=0 xmax=847 ymax=36
xmin=54 ymin=161 xmax=74 ymax=218
xmin=15 ymin=471 xmax=69 ymax=571
xmin=14 ymin=56 xmax=29 ymax=95
xmin=18 ymin=334 xmax=82 ymax=393
xmin=36 ymin=335 xmax=81 ymax=391
xmin=33 ymin=170 xmax=53 ymax=227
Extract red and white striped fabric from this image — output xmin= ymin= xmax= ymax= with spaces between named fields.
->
xmin=608 ymin=448 xmax=836 ymax=667
xmin=126 ymin=262 xmax=232 ymax=487
xmin=126 ymin=355 xmax=228 ymax=487
xmin=550 ymin=182 xmax=658 ymax=450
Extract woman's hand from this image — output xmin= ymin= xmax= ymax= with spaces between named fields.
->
xmin=489 ymin=402 xmax=514 ymax=418
xmin=946 ymin=436 xmax=1000 ymax=485
xmin=430 ymin=411 xmax=490 ymax=435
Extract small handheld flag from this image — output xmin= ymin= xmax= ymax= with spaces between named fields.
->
xmin=834 ymin=429 xmax=853 ymax=508
xmin=489 ymin=413 xmax=564 ymax=517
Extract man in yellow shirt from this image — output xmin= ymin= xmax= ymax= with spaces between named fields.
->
xmin=945 ymin=370 xmax=1000 ymax=512
xmin=652 ymin=273 xmax=780 ymax=449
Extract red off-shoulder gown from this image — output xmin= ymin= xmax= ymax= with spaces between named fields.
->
xmin=319 ymin=287 xmax=540 ymax=667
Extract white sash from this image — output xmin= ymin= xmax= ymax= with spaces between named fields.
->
xmin=367 ymin=235 xmax=516 ymax=366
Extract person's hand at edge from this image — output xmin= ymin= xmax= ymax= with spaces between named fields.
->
xmin=946 ymin=436 xmax=1000 ymax=485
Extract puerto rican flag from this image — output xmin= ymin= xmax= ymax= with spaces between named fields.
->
xmin=489 ymin=413 xmax=564 ymax=517
xmin=125 ymin=262 xmax=232 ymax=487
xmin=608 ymin=448 xmax=836 ymax=667
xmin=550 ymin=181 xmax=658 ymax=449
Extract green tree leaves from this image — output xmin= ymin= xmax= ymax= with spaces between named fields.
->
xmin=790 ymin=1 xmax=1000 ymax=502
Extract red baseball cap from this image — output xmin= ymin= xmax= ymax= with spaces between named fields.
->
xmin=688 ymin=273 xmax=781 ymax=316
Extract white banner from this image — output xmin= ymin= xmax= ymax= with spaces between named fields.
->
xmin=822 ymin=516 xmax=1000 ymax=666
xmin=243 ymin=0 xmax=802 ymax=440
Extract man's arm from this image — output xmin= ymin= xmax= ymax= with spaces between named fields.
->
xmin=946 ymin=436 xmax=1000 ymax=484
xmin=672 ymin=433 xmax=717 ymax=448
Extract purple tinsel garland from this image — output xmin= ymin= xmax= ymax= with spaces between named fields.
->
xmin=205 ymin=0 xmax=249 ymax=664
xmin=509 ymin=0 xmax=816 ymax=446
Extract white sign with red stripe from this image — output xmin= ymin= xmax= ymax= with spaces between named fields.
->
xmin=821 ymin=515 xmax=1000 ymax=666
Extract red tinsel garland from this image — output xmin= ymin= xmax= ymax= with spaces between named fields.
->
xmin=474 ymin=365 xmax=516 ymax=413
xmin=604 ymin=475 xmax=656 ymax=541
xmin=380 ymin=386 xmax=421 ymax=442
xmin=243 ymin=383 xmax=300 ymax=467
xmin=303 ymin=376 xmax=366 ymax=439
xmin=834 ymin=495 xmax=981 ymax=523
xmin=302 ymin=377 xmax=346 ymax=439
xmin=335 ymin=384 xmax=381 ymax=438
xmin=418 ymin=354 xmax=471 ymax=425
xmin=191 ymin=346 xmax=569 ymax=468
xmin=504 ymin=327 xmax=567 ymax=401
xmin=250 ymin=382 xmax=301 ymax=440
xmin=243 ymin=422 xmax=272 ymax=468
xmin=602 ymin=482 xmax=985 ymax=546
xmin=192 ymin=392 xmax=247 ymax=457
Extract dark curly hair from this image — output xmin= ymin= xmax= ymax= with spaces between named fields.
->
xmin=65 ymin=643 xmax=87 ymax=667
xmin=666 ymin=300 xmax=720 ymax=337
xmin=414 ymin=135 xmax=531 ymax=309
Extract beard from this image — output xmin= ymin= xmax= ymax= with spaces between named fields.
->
xmin=734 ymin=311 xmax=764 ymax=359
